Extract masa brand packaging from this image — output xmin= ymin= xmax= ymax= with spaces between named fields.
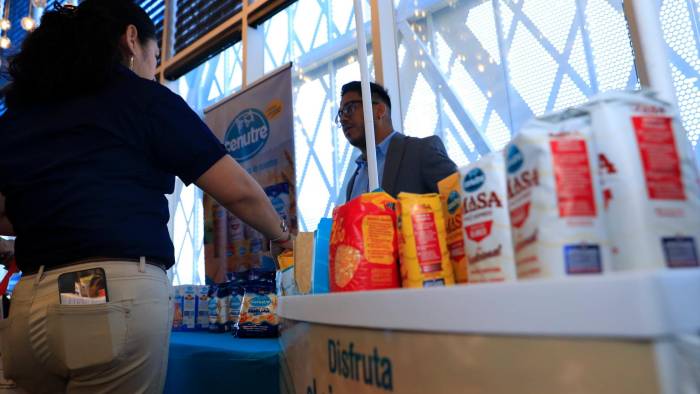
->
xmin=459 ymin=153 xmax=517 ymax=283
xmin=505 ymin=110 xmax=610 ymax=279
xmin=437 ymin=173 xmax=469 ymax=283
xmin=587 ymin=91 xmax=700 ymax=269
xmin=397 ymin=193 xmax=455 ymax=287
xmin=329 ymin=192 xmax=400 ymax=292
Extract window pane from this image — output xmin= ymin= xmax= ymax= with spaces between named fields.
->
xmin=658 ymin=0 xmax=700 ymax=149
xmin=167 ymin=43 xmax=242 ymax=285
xmin=396 ymin=0 xmax=639 ymax=167
xmin=263 ymin=0 xmax=373 ymax=231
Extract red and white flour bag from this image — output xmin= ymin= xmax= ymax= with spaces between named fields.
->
xmin=587 ymin=91 xmax=700 ymax=270
xmin=505 ymin=110 xmax=611 ymax=279
xmin=459 ymin=153 xmax=516 ymax=282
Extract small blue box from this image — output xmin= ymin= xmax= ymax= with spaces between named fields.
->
xmin=312 ymin=218 xmax=333 ymax=294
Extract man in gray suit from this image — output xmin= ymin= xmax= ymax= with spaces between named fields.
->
xmin=338 ymin=81 xmax=457 ymax=202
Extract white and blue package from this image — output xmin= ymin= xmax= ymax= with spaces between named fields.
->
xmin=210 ymin=283 xmax=231 ymax=333
xmin=236 ymin=279 xmax=279 ymax=338
xmin=228 ymin=282 xmax=244 ymax=333
xmin=207 ymin=284 xmax=219 ymax=332
xmin=196 ymin=285 xmax=210 ymax=331
xmin=181 ymin=285 xmax=197 ymax=331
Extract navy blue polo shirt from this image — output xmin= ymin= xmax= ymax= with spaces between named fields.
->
xmin=0 ymin=65 xmax=226 ymax=272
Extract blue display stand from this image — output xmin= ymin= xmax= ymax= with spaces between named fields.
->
xmin=164 ymin=332 xmax=281 ymax=394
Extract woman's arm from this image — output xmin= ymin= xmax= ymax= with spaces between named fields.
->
xmin=195 ymin=155 xmax=292 ymax=249
xmin=0 ymin=193 xmax=14 ymax=236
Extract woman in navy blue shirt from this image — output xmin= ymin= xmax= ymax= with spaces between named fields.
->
xmin=0 ymin=1 xmax=292 ymax=392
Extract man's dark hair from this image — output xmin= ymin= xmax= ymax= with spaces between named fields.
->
xmin=340 ymin=81 xmax=392 ymax=110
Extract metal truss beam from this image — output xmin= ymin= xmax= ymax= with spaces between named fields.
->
xmin=398 ymin=21 xmax=494 ymax=154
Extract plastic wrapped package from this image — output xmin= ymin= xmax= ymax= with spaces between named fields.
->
xmin=505 ymin=110 xmax=610 ymax=279
xmin=397 ymin=193 xmax=455 ymax=287
xmin=459 ymin=153 xmax=517 ymax=283
xmin=329 ymin=192 xmax=400 ymax=292
xmin=586 ymin=91 xmax=700 ymax=270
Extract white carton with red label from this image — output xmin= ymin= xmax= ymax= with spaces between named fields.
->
xmin=505 ymin=110 xmax=611 ymax=279
xmin=459 ymin=153 xmax=516 ymax=282
xmin=586 ymin=91 xmax=700 ymax=270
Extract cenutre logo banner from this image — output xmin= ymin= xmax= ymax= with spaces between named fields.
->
xmin=203 ymin=64 xmax=296 ymax=281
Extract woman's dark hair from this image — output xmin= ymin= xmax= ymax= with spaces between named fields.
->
xmin=5 ymin=0 xmax=155 ymax=109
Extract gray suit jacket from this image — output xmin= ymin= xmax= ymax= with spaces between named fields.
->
xmin=346 ymin=133 xmax=457 ymax=202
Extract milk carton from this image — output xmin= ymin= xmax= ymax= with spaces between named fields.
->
xmin=172 ymin=286 xmax=184 ymax=331
xmin=196 ymin=285 xmax=210 ymax=331
xmin=181 ymin=285 xmax=197 ymax=331
xmin=587 ymin=91 xmax=700 ymax=269
xmin=506 ymin=110 xmax=610 ymax=278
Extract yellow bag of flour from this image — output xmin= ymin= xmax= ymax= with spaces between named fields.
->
xmin=397 ymin=193 xmax=455 ymax=287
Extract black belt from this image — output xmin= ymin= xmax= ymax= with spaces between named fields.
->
xmin=21 ymin=257 xmax=168 ymax=276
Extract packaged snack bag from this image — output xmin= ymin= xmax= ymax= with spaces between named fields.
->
xmin=397 ymin=193 xmax=455 ymax=287
xmin=460 ymin=153 xmax=517 ymax=282
xmin=196 ymin=285 xmax=210 ymax=331
xmin=329 ymin=192 xmax=400 ymax=292
xmin=236 ymin=280 xmax=279 ymax=338
xmin=506 ymin=110 xmax=610 ymax=279
xmin=211 ymin=283 xmax=231 ymax=333
xmin=587 ymin=91 xmax=700 ymax=269
xmin=228 ymin=282 xmax=244 ymax=333
xmin=437 ymin=173 xmax=469 ymax=283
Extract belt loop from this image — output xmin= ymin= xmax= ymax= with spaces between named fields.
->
xmin=139 ymin=256 xmax=146 ymax=273
xmin=34 ymin=265 xmax=45 ymax=287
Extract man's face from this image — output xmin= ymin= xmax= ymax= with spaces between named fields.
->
xmin=338 ymin=91 xmax=368 ymax=149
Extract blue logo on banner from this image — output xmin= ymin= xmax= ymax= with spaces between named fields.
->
xmin=224 ymin=108 xmax=270 ymax=162
xmin=463 ymin=168 xmax=486 ymax=193
xmin=506 ymin=145 xmax=524 ymax=174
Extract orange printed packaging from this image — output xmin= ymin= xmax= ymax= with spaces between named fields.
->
xmin=397 ymin=193 xmax=455 ymax=288
xmin=437 ymin=173 xmax=469 ymax=283
xmin=329 ymin=192 xmax=400 ymax=292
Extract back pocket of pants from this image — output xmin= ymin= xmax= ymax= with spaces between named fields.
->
xmin=46 ymin=301 xmax=130 ymax=372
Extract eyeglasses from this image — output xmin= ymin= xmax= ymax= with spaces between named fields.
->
xmin=334 ymin=100 xmax=378 ymax=128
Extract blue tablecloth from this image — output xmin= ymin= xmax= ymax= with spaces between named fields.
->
xmin=164 ymin=332 xmax=281 ymax=394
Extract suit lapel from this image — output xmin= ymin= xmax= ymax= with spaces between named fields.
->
xmin=382 ymin=134 xmax=407 ymax=196
xmin=346 ymin=165 xmax=360 ymax=202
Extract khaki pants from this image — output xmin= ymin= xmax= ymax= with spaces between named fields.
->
xmin=0 ymin=260 xmax=173 ymax=394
